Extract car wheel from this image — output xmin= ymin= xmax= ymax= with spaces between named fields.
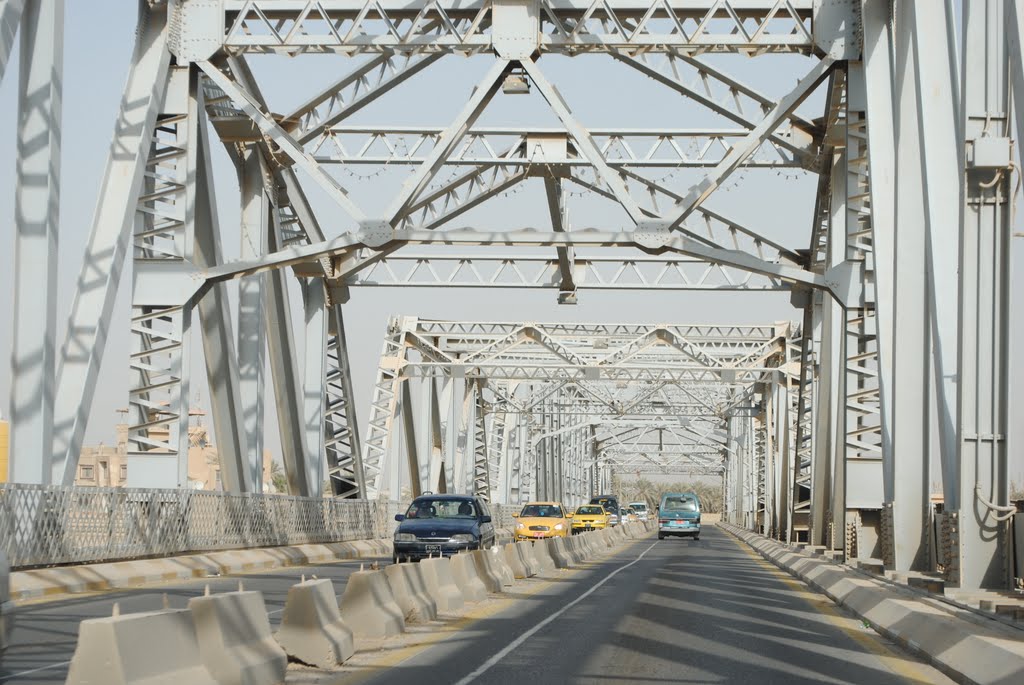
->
xmin=657 ymin=533 xmax=665 ymax=540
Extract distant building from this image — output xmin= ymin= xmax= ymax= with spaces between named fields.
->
xmin=75 ymin=411 xmax=274 ymax=491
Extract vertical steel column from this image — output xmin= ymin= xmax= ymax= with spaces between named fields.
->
xmin=237 ymin=148 xmax=268 ymax=491
xmin=955 ymin=0 xmax=1013 ymax=589
xmin=860 ymin=0 xmax=897 ymax=513
xmin=265 ymin=216 xmax=312 ymax=496
xmin=127 ymin=66 xmax=196 ymax=488
xmin=361 ymin=318 xmax=407 ymax=497
xmin=472 ymin=381 xmax=492 ymax=501
xmin=193 ymin=106 xmax=250 ymax=492
xmin=52 ymin=4 xmax=170 ymax=483
xmin=324 ymin=303 xmax=366 ymax=497
xmin=10 ymin=0 xmax=62 ymax=483
xmin=301 ymin=279 xmax=327 ymax=498
xmin=400 ymin=380 xmax=421 ymax=498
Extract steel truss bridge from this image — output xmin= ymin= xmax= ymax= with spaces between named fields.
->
xmin=1 ymin=0 xmax=1021 ymax=591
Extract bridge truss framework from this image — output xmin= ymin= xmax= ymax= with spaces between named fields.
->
xmin=1 ymin=0 xmax=1021 ymax=590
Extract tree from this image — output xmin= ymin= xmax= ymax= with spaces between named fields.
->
xmin=270 ymin=461 xmax=288 ymax=494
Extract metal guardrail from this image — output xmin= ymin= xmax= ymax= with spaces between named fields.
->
xmin=0 ymin=484 xmax=398 ymax=570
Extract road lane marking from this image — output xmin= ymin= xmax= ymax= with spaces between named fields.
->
xmin=0 ymin=660 xmax=72 ymax=681
xmin=452 ymin=541 xmax=659 ymax=685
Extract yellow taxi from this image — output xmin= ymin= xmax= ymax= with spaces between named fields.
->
xmin=513 ymin=502 xmax=571 ymax=540
xmin=570 ymin=504 xmax=612 ymax=534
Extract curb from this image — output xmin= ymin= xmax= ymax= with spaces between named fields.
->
xmin=718 ymin=522 xmax=1024 ymax=685
xmin=11 ymin=539 xmax=393 ymax=603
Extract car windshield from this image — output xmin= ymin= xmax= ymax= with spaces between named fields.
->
xmin=520 ymin=504 xmax=563 ymax=518
xmin=405 ymin=499 xmax=478 ymax=519
xmin=662 ymin=497 xmax=698 ymax=512
xmin=576 ymin=506 xmax=605 ymax=515
xmin=631 ymin=504 xmax=647 ymax=512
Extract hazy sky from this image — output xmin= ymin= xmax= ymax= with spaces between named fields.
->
xmin=1 ymin=2 xmax=1021 ymax=487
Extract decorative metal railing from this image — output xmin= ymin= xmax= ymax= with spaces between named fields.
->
xmin=0 ymin=484 xmax=398 ymax=570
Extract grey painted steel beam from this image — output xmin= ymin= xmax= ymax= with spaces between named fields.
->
xmin=325 ymin=304 xmax=366 ymax=497
xmin=386 ymin=59 xmax=510 ymax=224
xmin=860 ymin=0 xmax=896 ymax=509
xmin=265 ymin=218 xmax=313 ymax=496
xmin=521 ymin=57 xmax=645 ymax=224
xmin=664 ymin=57 xmax=835 ymax=230
xmin=288 ymin=52 xmax=443 ymax=146
xmin=0 ymin=0 xmax=24 ymax=84
xmin=955 ymin=0 xmax=1013 ymax=590
xmin=888 ymin=0 xmax=931 ymax=572
xmin=51 ymin=4 xmax=171 ymax=483
xmin=543 ymin=177 xmax=576 ymax=301
xmin=302 ymin=279 xmax=328 ymax=499
xmin=220 ymin=0 xmax=816 ymax=54
xmin=10 ymin=0 xmax=62 ymax=483
xmin=193 ymin=105 xmax=251 ymax=493
xmin=237 ymin=147 xmax=268 ymax=492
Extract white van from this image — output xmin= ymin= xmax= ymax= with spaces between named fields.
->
xmin=628 ymin=501 xmax=650 ymax=521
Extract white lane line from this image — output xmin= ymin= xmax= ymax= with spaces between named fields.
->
xmin=1 ymin=660 xmax=72 ymax=681
xmin=453 ymin=541 xmax=659 ymax=685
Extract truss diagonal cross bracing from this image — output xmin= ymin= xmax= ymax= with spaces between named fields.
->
xmin=3 ymin=0 xmax=1021 ymax=592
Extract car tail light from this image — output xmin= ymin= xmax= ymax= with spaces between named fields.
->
xmin=659 ymin=519 xmax=669 ymax=524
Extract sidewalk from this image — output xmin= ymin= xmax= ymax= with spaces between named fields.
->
xmin=10 ymin=539 xmax=392 ymax=602
xmin=12 ymin=526 xmax=517 ymax=603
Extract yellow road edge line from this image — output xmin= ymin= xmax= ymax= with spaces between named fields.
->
xmin=719 ymin=527 xmax=941 ymax=685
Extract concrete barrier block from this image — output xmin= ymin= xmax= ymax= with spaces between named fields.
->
xmin=471 ymin=550 xmax=504 ymax=593
xmin=337 ymin=570 xmax=405 ymax=639
xmin=274 ymin=578 xmax=354 ymax=669
xmin=450 ymin=552 xmax=489 ymax=602
xmin=503 ymin=543 xmax=530 ymax=578
xmin=549 ymin=537 xmax=575 ymax=569
xmin=488 ymin=546 xmax=515 ymax=586
xmin=188 ymin=590 xmax=287 ymax=685
xmin=529 ymin=540 xmax=556 ymax=574
xmin=67 ymin=608 xmax=218 ymax=685
xmin=399 ymin=562 xmax=440 ymax=620
xmin=384 ymin=563 xmax=436 ymax=622
xmin=516 ymin=541 xmax=541 ymax=576
xmin=418 ymin=557 xmax=465 ymax=613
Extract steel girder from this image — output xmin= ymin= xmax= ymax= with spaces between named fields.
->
xmin=215 ymin=1 xmax=817 ymax=55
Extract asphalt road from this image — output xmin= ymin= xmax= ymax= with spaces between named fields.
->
xmin=345 ymin=527 xmax=951 ymax=685
xmin=1 ymin=527 xmax=952 ymax=685
xmin=0 ymin=555 xmax=388 ymax=684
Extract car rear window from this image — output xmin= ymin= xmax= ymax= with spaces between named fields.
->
xmin=662 ymin=497 xmax=698 ymax=512
xmin=576 ymin=506 xmax=605 ymax=515
xmin=406 ymin=499 xmax=478 ymax=519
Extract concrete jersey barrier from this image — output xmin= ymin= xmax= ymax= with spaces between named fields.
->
xmin=516 ymin=541 xmax=541 ymax=576
xmin=66 ymin=608 xmax=218 ymax=685
xmin=488 ymin=546 xmax=515 ymax=586
xmin=189 ymin=590 xmax=287 ymax=685
xmin=450 ymin=552 xmax=489 ymax=602
xmin=384 ymin=563 xmax=437 ymax=622
xmin=418 ymin=557 xmax=466 ymax=613
xmin=549 ymin=537 xmax=575 ymax=569
xmin=338 ymin=570 xmax=405 ymax=639
xmin=503 ymin=543 xmax=530 ymax=578
xmin=274 ymin=578 xmax=355 ymax=669
xmin=471 ymin=549 xmax=504 ymax=593
xmin=532 ymin=539 xmax=557 ymax=573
